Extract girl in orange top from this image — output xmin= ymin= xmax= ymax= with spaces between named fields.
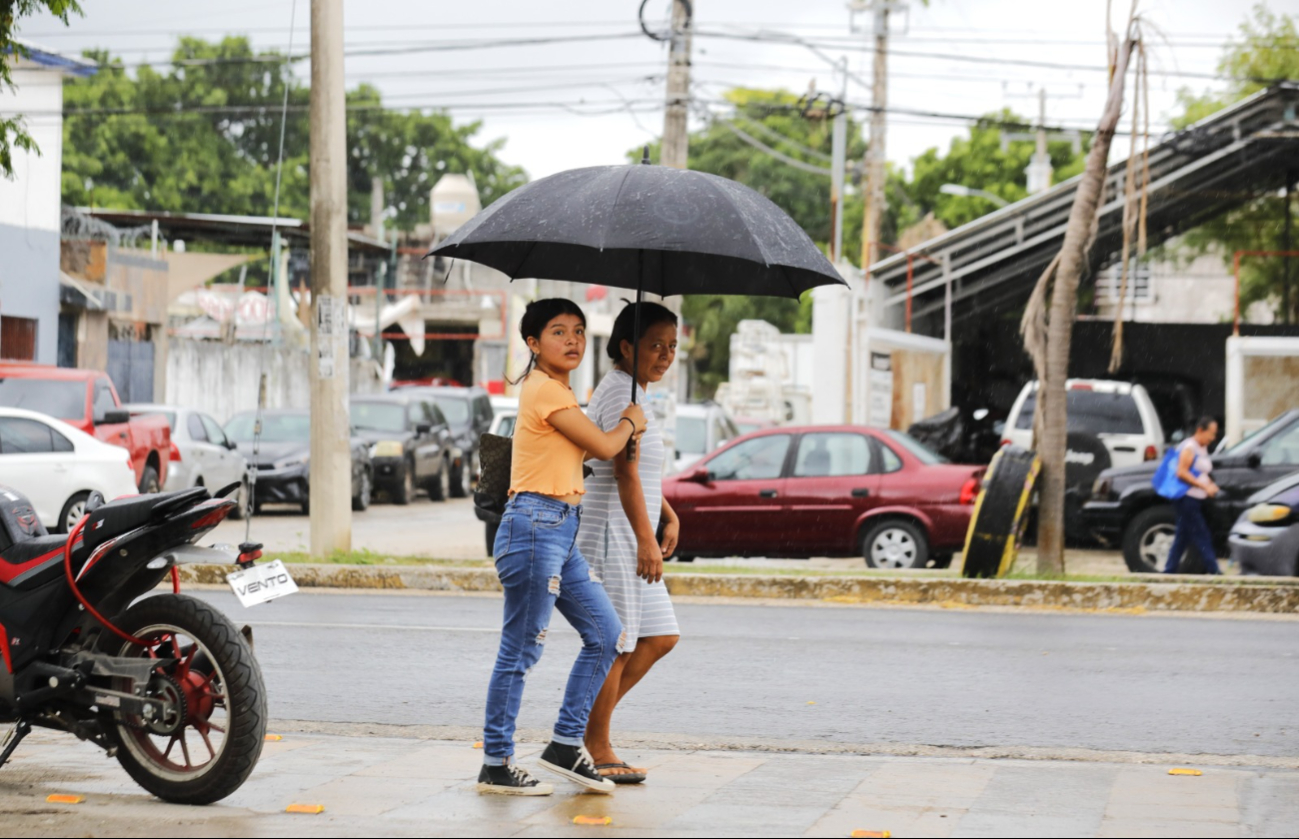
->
xmin=478 ymin=298 xmax=646 ymax=797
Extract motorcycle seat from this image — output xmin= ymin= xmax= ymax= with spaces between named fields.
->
xmin=0 ymin=534 xmax=73 ymax=591
xmin=80 ymin=487 xmax=209 ymax=555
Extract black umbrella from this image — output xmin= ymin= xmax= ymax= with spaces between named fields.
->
xmin=428 ymin=155 xmax=846 ymax=457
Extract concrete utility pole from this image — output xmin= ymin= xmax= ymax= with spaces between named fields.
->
xmin=308 ymin=0 xmax=351 ymax=556
xmin=860 ymin=1 xmax=890 ymax=272
xmin=830 ymin=62 xmax=848 ymax=264
xmin=660 ymin=0 xmax=693 ymax=171
xmin=658 ymin=0 xmax=692 ymax=401
xmin=1026 ymin=88 xmax=1053 ymax=194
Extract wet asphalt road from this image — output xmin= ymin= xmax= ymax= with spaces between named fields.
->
xmin=195 ymin=589 xmax=1299 ymax=758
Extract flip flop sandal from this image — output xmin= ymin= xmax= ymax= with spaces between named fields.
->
xmin=596 ymin=763 xmax=647 ymax=785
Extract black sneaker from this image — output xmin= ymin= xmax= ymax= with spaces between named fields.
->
xmin=477 ymin=762 xmax=554 ymax=796
xmin=537 ymin=742 xmax=616 ymax=794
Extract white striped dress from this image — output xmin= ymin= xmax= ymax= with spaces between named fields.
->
xmin=576 ymin=369 xmax=680 ymax=651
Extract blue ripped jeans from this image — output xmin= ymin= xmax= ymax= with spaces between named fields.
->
xmin=482 ymin=492 xmax=623 ymax=764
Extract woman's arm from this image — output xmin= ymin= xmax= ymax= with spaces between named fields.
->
xmin=549 ymin=403 xmax=645 ymax=461
xmin=613 ymin=450 xmax=663 ymax=582
xmin=659 ymin=497 xmax=679 ymax=559
xmin=1176 ymin=445 xmax=1215 ymax=493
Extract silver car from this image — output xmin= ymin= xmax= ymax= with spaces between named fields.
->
xmin=1229 ymin=471 xmax=1299 ymax=577
xmin=125 ymin=404 xmax=249 ymax=517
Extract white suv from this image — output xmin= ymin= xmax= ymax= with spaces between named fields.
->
xmin=1004 ymin=379 xmax=1165 ymax=469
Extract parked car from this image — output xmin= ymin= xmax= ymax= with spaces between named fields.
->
xmin=350 ymin=393 xmax=454 ymax=504
xmin=1083 ymin=408 xmax=1299 ymax=572
xmin=224 ymin=409 xmax=374 ymax=513
xmin=663 ymin=425 xmax=983 ymax=568
xmin=1228 ymin=471 xmax=1299 ymax=577
xmin=1004 ymin=379 xmax=1166 ymax=468
xmin=732 ymin=416 xmax=776 ymax=436
xmin=407 ymin=386 xmax=494 ymax=498
xmin=674 ymin=402 xmax=740 ymax=474
xmin=0 ymin=364 xmax=171 ymax=493
xmin=488 ymin=396 xmax=518 ymax=438
xmin=0 ymin=407 xmax=138 ymax=532
xmin=125 ymin=404 xmax=249 ymax=518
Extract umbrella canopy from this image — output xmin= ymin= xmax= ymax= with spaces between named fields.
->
xmin=428 ymin=163 xmax=846 ymax=299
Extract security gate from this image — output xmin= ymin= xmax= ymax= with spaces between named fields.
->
xmin=107 ymin=340 xmax=155 ymax=403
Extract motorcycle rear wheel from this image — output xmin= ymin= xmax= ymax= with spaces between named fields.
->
xmin=103 ymin=594 xmax=266 ymax=805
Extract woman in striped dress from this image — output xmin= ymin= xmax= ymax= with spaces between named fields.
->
xmin=577 ymin=301 xmax=682 ymax=784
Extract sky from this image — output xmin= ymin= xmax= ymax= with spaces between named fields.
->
xmin=16 ymin=0 xmax=1292 ymax=184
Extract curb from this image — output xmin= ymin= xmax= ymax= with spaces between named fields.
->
xmin=180 ymin=564 xmax=1299 ymax=614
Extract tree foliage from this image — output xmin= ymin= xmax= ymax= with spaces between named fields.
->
xmin=642 ymin=89 xmax=1085 ymax=396
xmin=1171 ymin=4 xmax=1299 ymax=322
xmin=59 ymin=37 xmax=526 ymax=230
xmin=1 ymin=0 xmax=82 ymax=177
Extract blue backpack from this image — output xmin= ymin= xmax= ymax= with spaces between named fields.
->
xmin=1152 ymin=445 xmax=1198 ymax=500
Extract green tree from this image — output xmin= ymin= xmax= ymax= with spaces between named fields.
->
xmin=633 ymin=88 xmax=865 ymax=396
xmin=642 ymin=89 xmax=1086 ymax=396
xmin=903 ymin=110 xmax=1086 ymax=229
xmin=1 ymin=0 xmax=82 ymax=177
xmin=60 ymin=37 xmax=526 ymax=230
xmin=1171 ymin=4 xmax=1299 ymax=322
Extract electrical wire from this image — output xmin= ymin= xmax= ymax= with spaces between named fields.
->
xmin=244 ymin=0 xmax=297 ymax=540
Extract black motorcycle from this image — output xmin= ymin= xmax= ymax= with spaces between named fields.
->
xmin=0 ymin=483 xmax=267 ymax=805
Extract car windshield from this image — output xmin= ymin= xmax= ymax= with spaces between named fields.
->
xmin=432 ymin=396 xmax=471 ymax=425
xmin=1014 ymin=389 xmax=1144 ymax=435
xmin=1217 ymin=411 xmax=1297 ymax=458
xmin=225 ymin=413 xmax=310 ymax=443
xmin=882 ymin=429 xmax=949 ymax=464
xmin=351 ymin=402 xmax=407 ymax=433
xmin=676 ymin=416 xmax=707 ymax=454
xmin=0 ymin=378 xmax=84 ymax=420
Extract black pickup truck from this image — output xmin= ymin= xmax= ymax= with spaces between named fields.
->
xmin=1082 ymin=409 xmax=1299 ymax=571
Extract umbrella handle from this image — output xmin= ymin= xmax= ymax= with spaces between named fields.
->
xmin=626 ymin=268 xmax=644 ymax=463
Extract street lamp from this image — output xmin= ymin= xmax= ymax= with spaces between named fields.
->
xmin=939 ymin=183 xmax=1010 ymax=208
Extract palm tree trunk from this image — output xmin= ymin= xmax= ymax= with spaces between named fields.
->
xmin=1035 ymin=32 xmax=1137 ymax=573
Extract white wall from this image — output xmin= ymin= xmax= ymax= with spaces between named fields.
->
xmin=0 ymin=65 xmax=65 ymax=233
xmin=166 ymin=340 xmax=383 ymax=424
xmin=0 ymin=62 xmax=67 ymax=363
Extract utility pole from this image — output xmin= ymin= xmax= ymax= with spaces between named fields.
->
xmin=830 ymin=61 xmax=848 ymax=264
xmin=308 ymin=0 xmax=351 ymax=556
xmin=660 ymin=0 xmax=692 ymax=171
xmin=1026 ymin=87 xmax=1052 ymax=194
xmin=860 ymin=1 xmax=891 ymax=272
xmin=659 ymin=0 xmax=692 ymax=401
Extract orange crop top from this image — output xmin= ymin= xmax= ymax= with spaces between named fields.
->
xmin=509 ymin=370 xmax=586 ymax=499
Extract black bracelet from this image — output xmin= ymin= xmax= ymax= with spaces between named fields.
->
xmin=619 ymin=417 xmax=637 ymax=434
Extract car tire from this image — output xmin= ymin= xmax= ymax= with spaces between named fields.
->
xmin=862 ymin=519 xmax=930 ymax=570
xmin=352 ymin=469 xmax=372 ymax=512
xmin=1122 ymin=505 xmax=1176 ymax=573
xmin=229 ymin=479 xmax=248 ymax=520
xmin=450 ymin=456 xmax=472 ymax=499
xmin=428 ymin=458 xmax=450 ymax=502
xmin=393 ymin=460 xmax=415 ymax=505
xmin=58 ymin=491 xmax=91 ymax=534
xmin=139 ymin=465 xmax=160 ymax=495
xmin=485 ymin=521 xmax=500 ymax=557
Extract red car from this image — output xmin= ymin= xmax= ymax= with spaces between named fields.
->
xmin=664 ymin=425 xmax=983 ymax=569
xmin=0 ymin=364 xmax=171 ymax=494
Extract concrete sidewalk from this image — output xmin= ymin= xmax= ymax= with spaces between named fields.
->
xmin=2 ymin=727 xmax=1296 ymax=837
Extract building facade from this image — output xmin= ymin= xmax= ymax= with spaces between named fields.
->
xmin=0 ymin=42 xmax=94 ymax=362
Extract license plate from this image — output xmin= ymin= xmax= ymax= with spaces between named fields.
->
xmin=226 ymin=560 xmax=298 ymax=607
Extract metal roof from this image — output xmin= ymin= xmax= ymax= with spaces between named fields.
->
xmin=77 ymin=208 xmax=392 ymax=254
xmin=872 ymin=82 xmax=1299 ymax=334
xmin=8 ymin=39 xmax=96 ymax=77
